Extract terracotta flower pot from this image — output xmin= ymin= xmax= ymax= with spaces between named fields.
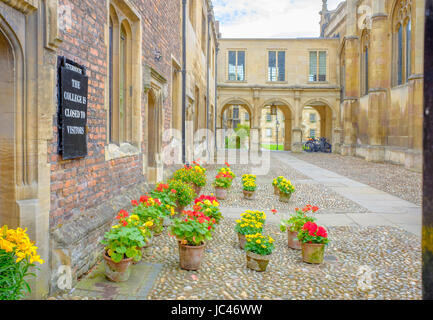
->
xmin=178 ymin=242 xmax=206 ymax=271
xmin=103 ymin=251 xmax=133 ymax=282
xmin=238 ymin=232 xmax=246 ymax=250
xmin=287 ymin=230 xmax=302 ymax=250
xmin=246 ymin=251 xmax=271 ymax=272
xmin=302 ymin=243 xmax=325 ymax=264
xmin=243 ymin=190 xmax=256 ymax=200
xmin=274 ymin=185 xmax=280 ymax=195
xmin=215 ymin=187 xmax=228 ymax=200
xmin=279 ymin=192 xmax=292 ymax=203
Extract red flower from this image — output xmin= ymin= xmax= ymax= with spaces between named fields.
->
xmin=140 ymin=195 xmax=149 ymax=203
xmin=122 ymin=220 xmax=128 ymax=227
xmin=154 ymin=198 xmax=161 ymax=206
xmin=317 ymin=227 xmax=328 ymax=238
xmin=312 ymin=206 xmax=319 ymax=213
xmin=116 ymin=210 xmax=129 ymax=220
xmin=295 ymin=208 xmax=300 ymax=212
xmin=271 ymin=209 xmax=278 ymax=214
xmin=208 ymin=225 xmax=212 ymax=231
xmin=303 ymin=222 xmax=318 ymax=233
xmin=225 ymin=162 xmax=231 ymax=167
xmin=131 ymin=200 xmax=138 ymax=206
xmin=171 ymin=189 xmax=177 ymax=194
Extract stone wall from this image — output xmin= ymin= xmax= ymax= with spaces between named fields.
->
xmin=49 ymin=0 xmax=181 ymax=229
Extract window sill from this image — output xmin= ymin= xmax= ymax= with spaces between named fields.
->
xmin=307 ymin=81 xmax=329 ymax=84
xmin=266 ymin=81 xmax=288 ymax=84
xmin=225 ymin=80 xmax=247 ymax=83
xmin=105 ymin=143 xmax=140 ymax=161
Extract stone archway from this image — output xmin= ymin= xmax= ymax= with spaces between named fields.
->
xmin=302 ymin=99 xmax=334 ymax=143
xmin=259 ymin=100 xmax=294 ymax=151
xmin=219 ymin=100 xmax=253 ymax=150
xmin=0 ymin=28 xmax=16 ymax=227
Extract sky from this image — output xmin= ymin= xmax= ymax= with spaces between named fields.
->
xmin=213 ymin=0 xmax=343 ymax=38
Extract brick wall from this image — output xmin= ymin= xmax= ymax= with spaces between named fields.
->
xmin=49 ymin=0 xmax=181 ymax=229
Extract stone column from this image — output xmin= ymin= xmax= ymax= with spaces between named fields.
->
xmin=341 ymin=0 xmax=360 ymax=156
xmin=291 ymin=92 xmax=303 ymax=152
xmin=365 ymin=3 xmax=388 ymax=162
xmin=332 ymin=97 xmax=343 ymax=153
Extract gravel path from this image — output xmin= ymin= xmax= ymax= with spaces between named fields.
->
xmin=146 ymin=218 xmax=421 ymax=300
xmin=289 ymin=153 xmax=422 ymax=206
xmin=202 ymin=159 xmax=368 ymax=214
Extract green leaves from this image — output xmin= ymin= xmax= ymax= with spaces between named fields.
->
xmin=0 ymin=250 xmax=35 ymax=300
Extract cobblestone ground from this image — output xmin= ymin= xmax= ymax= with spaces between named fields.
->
xmin=201 ymin=159 xmax=368 ymax=214
xmin=53 ymin=152 xmax=422 ymax=300
xmin=290 ymin=152 xmax=422 ymax=206
xmin=146 ymin=219 xmax=421 ymax=300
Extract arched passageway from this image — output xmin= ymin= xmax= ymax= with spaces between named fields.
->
xmin=0 ymin=28 xmax=16 ymax=227
xmin=301 ymin=100 xmax=333 ymax=143
xmin=220 ymin=102 xmax=252 ymax=150
xmin=259 ymin=101 xmax=293 ymax=151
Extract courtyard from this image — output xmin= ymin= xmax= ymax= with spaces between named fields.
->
xmin=55 ymin=152 xmax=422 ymax=300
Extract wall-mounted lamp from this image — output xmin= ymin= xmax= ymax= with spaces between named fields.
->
xmin=153 ymin=49 xmax=162 ymax=62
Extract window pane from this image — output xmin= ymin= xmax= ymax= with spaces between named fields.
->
xmin=119 ymin=28 xmax=126 ymax=143
xmin=406 ymin=20 xmax=411 ymax=82
xmin=245 ymin=113 xmax=249 ymax=121
xmin=237 ymin=51 xmax=245 ymax=81
xmin=266 ymin=113 xmax=272 ymax=122
xmin=310 ymin=113 xmax=316 ymax=122
xmin=309 ymin=51 xmax=317 ymax=81
xmin=365 ymin=47 xmax=369 ymax=94
xmin=398 ymin=25 xmax=403 ymax=85
xmin=109 ymin=19 xmax=113 ymax=143
xmin=278 ymin=51 xmax=285 ymax=81
xmin=233 ymin=107 xmax=239 ymax=119
xmin=318 ymin=51 xmax=327 ymax=81
xmin=228 ymin=51 xmax=236 ymax=81
xmin=268 ymin=51 xmax=276 ymax=81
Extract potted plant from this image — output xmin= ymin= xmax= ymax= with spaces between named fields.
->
xmin=245 ymin=233 xmax=275 ymax=272
xmin=173 ymin=162 xmax=207 ymax=195
xmin=131 ymin=196 xmax=165 ymax=236
xmin=151 ymin=183 xmax=177 ymax=219
xmin=125 ymin=214 xmax=154 ymax=264
xmin=272 ymin=176 xmax=284 ymax=195
xmin=190 ymin=161 xmax=207 ymax=194
xmin=280 ymin=205 xmax=318 ymax=250
xmin=194 ymin=195 xmax=222 ymax=224
xmin=297 ymin=222 xmax=329 ymax=264
xmin=169 ymin=210 xmax=213 ymax=271
xmin=0 ymin=225 xmax=45 ymax=300
xmin=168 ymin=179 xmax=196 ymax=215
xmin=234 ymin=210 xmax=266 ymax=250
xmin=101 ymin=210 xmax=148 ymax=282
xmin=278 ymin=178 xmax=295 ymax=203
xmin=242 ymin=174 xmax=257 ymax=200
xmin=212 ymin=166 xmax=235 ymax=200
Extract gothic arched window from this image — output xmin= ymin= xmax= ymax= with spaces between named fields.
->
xmin=392 ymin=0 xmax=412 ymax=86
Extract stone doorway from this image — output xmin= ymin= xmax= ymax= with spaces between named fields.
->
xmin=0 ymin=28 xmax=16 ymax=227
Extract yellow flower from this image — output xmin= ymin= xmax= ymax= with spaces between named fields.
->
xmin=145 ymin=221 xmax=154 ymax=227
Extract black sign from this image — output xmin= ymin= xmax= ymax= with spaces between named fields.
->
xmin=58 ymin=57 xmax=88 ymax=160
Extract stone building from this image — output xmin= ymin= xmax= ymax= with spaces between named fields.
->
xmin=0 ymin=0 xmax=218 ymax=298
xmin=216 ymin=0 xmax=424 ymax=170
xmin=184 ymin=0 xmax=218 ymax=161
xmin=320 ymin=0 xmax=424 ymax=170
xmin=217 ymin=37 xmax=341 ymax=152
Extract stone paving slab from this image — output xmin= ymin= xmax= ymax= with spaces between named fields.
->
xmin=274 ymin=153 xmax=421 ymax=215
xmin=74 ymin=261 xmax=163 ymax=300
